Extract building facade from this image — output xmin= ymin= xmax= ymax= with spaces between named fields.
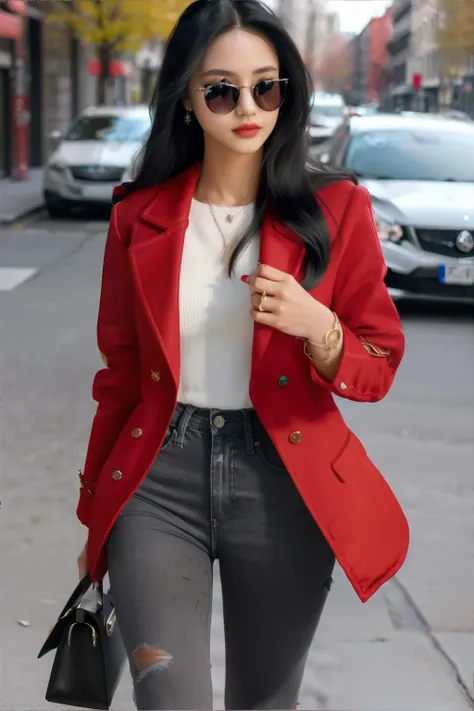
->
xmin=386 ymin=0 xmax=413 ymax=109
xmin=367 ymin=8 xmax=393 ymax=104
xmin=0 ymin=0 xmax=139 ymax=177
xmin=0 ymin=0 xmax=22 ymax=177
xmin=410 ymin=0 xmax=440 ymax=110
xmin=348 ymin=33 xmax=364 ymax=105
xmin=278 ymin=0 xmax=334 ymax=87
xmin=347 ymin=7 xmax=393 ymax=107
xmin=386 ymin=0 xmax=474 ymax=116
xmin=0 ymin=0 xmax=93 ymax=176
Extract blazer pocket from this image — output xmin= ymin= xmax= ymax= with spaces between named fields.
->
xmin=328 ymin=430 xmax=409 ymax=584
xmin=331 ymin=431 xmax=366 ymax=483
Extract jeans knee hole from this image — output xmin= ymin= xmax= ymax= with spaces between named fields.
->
xmin=133 ymin=645 xmax=173 ymax=681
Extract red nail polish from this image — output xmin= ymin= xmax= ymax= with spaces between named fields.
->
xmin=241 ymin=274 xmax=248 ymax=282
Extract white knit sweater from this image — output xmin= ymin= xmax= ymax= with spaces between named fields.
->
xmin=177 ymin=198 xmax=259 ymax=409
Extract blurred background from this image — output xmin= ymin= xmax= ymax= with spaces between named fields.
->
xmin=0 ymin=0 xmax=473 ymax=185
xmin=0 ymin=1 xmax=473 ymax=710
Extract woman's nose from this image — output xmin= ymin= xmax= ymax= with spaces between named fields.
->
xmin=236 ymin=86 xmax=257 ymax=116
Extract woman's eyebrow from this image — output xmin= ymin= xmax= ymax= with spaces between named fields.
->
xmin=200 ymin=65 xmax=278 ymax=78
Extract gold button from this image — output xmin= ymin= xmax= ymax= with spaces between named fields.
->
xmin=131 ymin=428 xmax=142 ymax=438
xmin=150 ymin=370 xmax=161 ymax=382
xmin=213 ymin=415 xmax=225 ymax=429
xmin=289 ymin=431 xmax=302 ymax=444
xmin=340 ymin=382 xmax=347 ymax=390
xmin=111 ymin=470 xmax=122 ymax=481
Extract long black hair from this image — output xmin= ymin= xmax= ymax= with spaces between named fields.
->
xmin=131 ymin=0 xmax=355 ymax=289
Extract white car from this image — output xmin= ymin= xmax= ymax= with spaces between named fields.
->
xmin=314 ymin=113 xmax=474 ymax=304
xmin=309 ymin=93 xmax=345 ymax=146
xmin=43 ymin=105 xmax=150 ymax=217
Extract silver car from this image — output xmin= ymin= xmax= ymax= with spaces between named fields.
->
xmin=313 ymin=113 xmax=474 ymax=304
xmin=43 ymin=105 xmax=150 ymax=217
xmin=309 ymin=93 xmax=345 ymax=146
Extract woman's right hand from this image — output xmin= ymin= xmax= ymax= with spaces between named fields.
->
xmin=77 ymin=542 xmax=88 ymax=579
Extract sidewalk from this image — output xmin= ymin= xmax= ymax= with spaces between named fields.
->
xmin=101 ymin=565 xmax=474 ymax=711
xmin=0 ymin=169 xmax=44 ymax=225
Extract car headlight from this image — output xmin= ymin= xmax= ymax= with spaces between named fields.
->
xmin=374 ymin=215 xmax=405 ymax=244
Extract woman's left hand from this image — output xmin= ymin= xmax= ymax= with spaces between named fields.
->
xmin=243 ymin=263 xmax=330 ymax=342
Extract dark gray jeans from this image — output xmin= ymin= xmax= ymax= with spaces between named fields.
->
xmin=107 ymin=403 xmax=335 ymax=710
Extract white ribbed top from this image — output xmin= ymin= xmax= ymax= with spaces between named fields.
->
xmin=177 ymin=198 xmax=259 ymax=409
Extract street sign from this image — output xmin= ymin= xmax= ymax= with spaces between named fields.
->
xmin=412 ymin=73 xmax=422 ymax=91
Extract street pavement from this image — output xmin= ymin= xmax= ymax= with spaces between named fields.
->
xmin=1 ymin=211 xmax=473 ymax=711
xmin=0 ymin=169 xmax=44 ymax=225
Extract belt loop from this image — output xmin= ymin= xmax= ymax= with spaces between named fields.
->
xmin=175 ymin=405 xmax=195 ymax=448
xmin=242 ymin=410 xmax=255 ymax=455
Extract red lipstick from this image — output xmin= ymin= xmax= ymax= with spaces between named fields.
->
xmin=233 ymin=123 xmax=261 ymax=138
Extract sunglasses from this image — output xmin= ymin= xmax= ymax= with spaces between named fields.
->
xmin=194 ymin=78 xmax=289 ymax=115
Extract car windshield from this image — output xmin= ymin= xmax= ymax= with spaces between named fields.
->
xmin=345 ymin=128 xmax=474 ymax=181
xmin=312 ymin=104 xmax=342 ymax=117
xmin=64 ymin=114 xmax=150 ymax=142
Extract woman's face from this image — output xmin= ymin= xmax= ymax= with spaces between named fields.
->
xmin=187 ymin=28 xmax=282 ymax=156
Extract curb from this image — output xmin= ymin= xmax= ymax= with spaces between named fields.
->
xmin=388 ymin=578 xmax=474 ymax=708
xmin=0 ymin=203 xmax=44 ymax=226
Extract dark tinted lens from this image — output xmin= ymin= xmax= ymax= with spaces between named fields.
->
xmin=204 ymin=83 xmax=239 ymax=115
xmin=254 ymin=80 xmax=286 ymax=111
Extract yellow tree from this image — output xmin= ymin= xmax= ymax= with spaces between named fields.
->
xmin=46 ymin=0 xmax=192 ymax=105
xmin=437 ymin=0 xmax=474 ymax=79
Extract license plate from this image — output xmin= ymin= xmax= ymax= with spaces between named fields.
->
xmin=439 ymin=264 xmax=474 ymax=285
xmin=82 ymin=185 xmax=111 ymax=200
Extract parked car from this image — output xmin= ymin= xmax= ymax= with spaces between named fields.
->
xmin=312 ymin=113 xmax=474 ymax=304
xmin=43 ymin=105 xmax=151 ymax=217
xmin=308 ymin=92 xmax=345 ymax=146
xmin=345 ymin=104 xmax=380 ymax=118
xmin=439 ymin=108 xmax=473 ymax=122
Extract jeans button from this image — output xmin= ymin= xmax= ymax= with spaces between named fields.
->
xmin=214 ymin=415 xmax=225 ymax=429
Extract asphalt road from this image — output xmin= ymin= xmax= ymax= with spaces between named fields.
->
xmin=1 ymin=210 xmax=473 ymax=710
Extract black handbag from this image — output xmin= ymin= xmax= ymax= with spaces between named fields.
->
xmin=38 ymin=573 xmax=126 ymax=710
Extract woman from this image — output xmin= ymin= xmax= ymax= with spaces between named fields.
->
xmin=76 ymin=1 xmax=409 ymax=709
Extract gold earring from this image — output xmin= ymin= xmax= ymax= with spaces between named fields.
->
xmin=184 ymin=109 xmax=192 ymax=125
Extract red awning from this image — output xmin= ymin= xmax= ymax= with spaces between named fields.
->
xmin=0 ymin=9 xmax=21 ymax=38
xmin=88 ymin=60 xmax=129 ymax=78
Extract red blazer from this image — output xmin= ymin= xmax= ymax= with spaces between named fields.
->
xmin=78 ymin=163 xmax=409 ymax=603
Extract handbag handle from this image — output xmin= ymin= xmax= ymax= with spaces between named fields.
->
xmin=91 ymin=579 xmax=104 ymax=607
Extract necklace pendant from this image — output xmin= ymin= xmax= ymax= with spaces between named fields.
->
xmin=225 ymin=214 xmax=233 ymax=223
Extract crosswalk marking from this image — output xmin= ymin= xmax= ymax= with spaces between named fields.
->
xmin=0 ymin=267 xmax=38 ymax=291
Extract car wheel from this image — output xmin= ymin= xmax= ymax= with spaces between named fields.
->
xmin=45 ymin=202 xmax=71 ymax=218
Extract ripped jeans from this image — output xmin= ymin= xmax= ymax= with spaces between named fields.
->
xmin=106 ymin=403 xmax=335 ymax=710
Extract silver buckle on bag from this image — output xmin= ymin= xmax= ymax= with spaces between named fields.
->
xmin=105 ymin=607 xmax=116 ymax=637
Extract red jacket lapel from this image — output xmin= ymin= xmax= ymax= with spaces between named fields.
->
xmin=251 ymin=215 xmax=305 ymax=379
xmin=128 ymin=165 xmax=200 ymax=390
